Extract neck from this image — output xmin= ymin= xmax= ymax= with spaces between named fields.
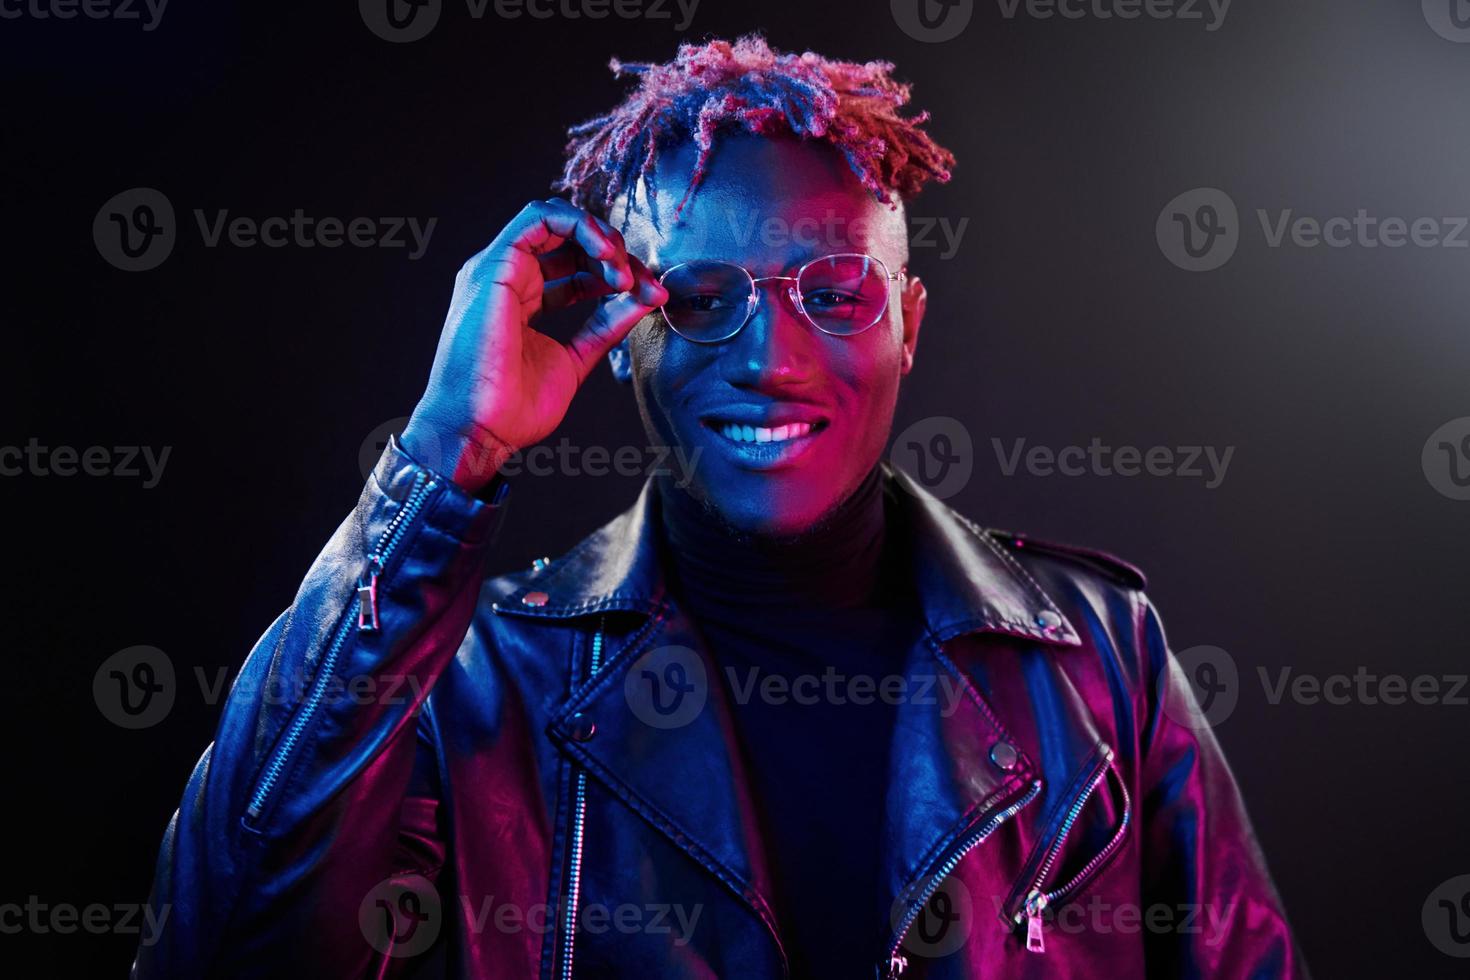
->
xmin=654 ymin=466 xmax=889 ymax=610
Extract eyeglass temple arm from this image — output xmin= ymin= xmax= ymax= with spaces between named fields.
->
xmin=749 ymin=270 xmax=907 ymax=284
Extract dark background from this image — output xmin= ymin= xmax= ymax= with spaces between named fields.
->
xmin=4 ymin=0 xmax=1469 ymax=975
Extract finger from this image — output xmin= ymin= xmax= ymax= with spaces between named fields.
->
xmin=536 ymin=241 xmax=600 ymax=284
xmin=542 ymin=270 xmax=616 ymax=311
xmin=540 ymin=257 xmax=662 ymax=312
xmin=564 ymin=291 xmax=658 ymax=384
xmin=502 ymin=199 xmax=632 ymax=292
xmin=627 ymin=254 xmax=669 ymax=307
xmin=551 ymin=254 xmax=664 ymax=310
xmin=582 ymin=211 xmax=635 ymax=291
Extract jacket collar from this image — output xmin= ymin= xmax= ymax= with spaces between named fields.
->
xmin=496 ymin=463 xmax=1081 ymax=649
xmin=521 ymin=465 xmax=1084 ymax=969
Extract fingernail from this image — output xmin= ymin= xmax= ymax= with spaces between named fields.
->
xmin=645 ymin=282 xmax=668 ymax=305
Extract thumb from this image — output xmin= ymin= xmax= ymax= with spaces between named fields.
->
xmin=565 ymin=282 xmax=665 ymax=384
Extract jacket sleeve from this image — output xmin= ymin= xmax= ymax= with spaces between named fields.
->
xmin=132 ymin=436 xmax=506 ymax=979
xmin=1134 ymin=593 xmax=1311 ymax=979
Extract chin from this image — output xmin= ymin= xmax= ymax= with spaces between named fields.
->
xmin=700 ymin=477 xmax=842 ymax=540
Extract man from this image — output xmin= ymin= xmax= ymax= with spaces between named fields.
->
xmin=135 ymin=35 xmax=1306 ymax=979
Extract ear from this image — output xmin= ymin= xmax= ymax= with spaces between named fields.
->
xmin=898 ymin=272 xmax=927 ymax=376
xmin=607 ymin=336 xmax=634 ymax=384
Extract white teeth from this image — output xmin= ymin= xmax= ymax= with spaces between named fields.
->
xmin=717 ymin=421 xmax=817 ymax=444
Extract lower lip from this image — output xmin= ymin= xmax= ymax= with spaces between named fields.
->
xmin=701 ymin=422 xmax=827 ymax=470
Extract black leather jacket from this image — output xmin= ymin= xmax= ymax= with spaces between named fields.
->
xmin=133 ymin=437 xmax=1308 ymax=978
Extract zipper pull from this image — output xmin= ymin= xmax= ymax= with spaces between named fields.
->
xmin=357 ymin=558 xmax=381 ymax=631
xmin=1024 ymin=890 xmax=1046 ymax=954
xmin=881 ymin=953 xmax=908 ymax=978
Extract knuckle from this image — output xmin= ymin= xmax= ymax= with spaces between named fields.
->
xmin=460 ymin=246 xmax=494 ymax=277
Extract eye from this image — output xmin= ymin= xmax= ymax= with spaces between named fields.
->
xmin=802 ymin=288 xmax=863 ymax=310
xmin=669 ymin=291 xmax=740 ymax=314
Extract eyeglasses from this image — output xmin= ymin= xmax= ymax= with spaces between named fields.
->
xmin=655 ymin=252 xmax=906 ymax=344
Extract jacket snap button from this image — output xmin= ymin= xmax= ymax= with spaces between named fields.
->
xmin=989 ymin=741 xmax=1019 ymax=770
xmin=522 ymin=591 xmax=549 ymax=607
xmin=1035 ymin=609 xmax=1062 ymax=630
xmin=570 ymin=713 xmax=597 ymax=742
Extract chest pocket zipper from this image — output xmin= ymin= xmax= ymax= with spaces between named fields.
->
xmin=1014 ymin=746 xmax=1132 ymax=954
xmin=558 ymin=616 xmax=606 ymax=979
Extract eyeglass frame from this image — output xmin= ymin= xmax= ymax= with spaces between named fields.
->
xmin=653 ymin=251 xmax=907 ymax=344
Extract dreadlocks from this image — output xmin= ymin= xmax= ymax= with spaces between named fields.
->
xmin=554 ymin=34 xmax=956 ymax=221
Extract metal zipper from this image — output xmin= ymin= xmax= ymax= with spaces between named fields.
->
xmin=1014 ymin=750 xmax=1132 ymax=954
xmin=881 ymin=779 xmax=1044 ymax=978
xmin=244 ymin=471 xmax=436 ymax=825
xmin=558 ymin=615 xmax=606 ymax=979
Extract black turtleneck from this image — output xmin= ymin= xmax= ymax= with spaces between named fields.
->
xmin=654 ymin=466 xmax=921 ymax=977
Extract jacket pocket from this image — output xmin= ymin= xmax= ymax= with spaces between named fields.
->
xmin=1005 ymin=741 xmax=1132 ymax=953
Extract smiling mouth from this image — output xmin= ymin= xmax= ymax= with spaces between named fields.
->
xmin=704 ymin=419 xmax=829 ymax=445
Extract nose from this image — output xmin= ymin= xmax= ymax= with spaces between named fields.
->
xmin=721 ymin=280 xmax=816 ymax=390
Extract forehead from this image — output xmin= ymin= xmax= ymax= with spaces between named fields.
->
xmin=611 ymin=134 xmax=908 ymax=276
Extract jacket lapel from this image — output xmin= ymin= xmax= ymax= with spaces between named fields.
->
xmin=545 ymin=601 xmax=786 ymax=959
xmin=494 ymin=466 xmax=1090 ymax=966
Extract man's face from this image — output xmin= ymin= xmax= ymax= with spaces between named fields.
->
xmin=609 ymin=135 xmax=927 ymax=537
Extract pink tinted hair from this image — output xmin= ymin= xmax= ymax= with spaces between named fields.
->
xmin=554 ymin=34 xmax=956 ymax=221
